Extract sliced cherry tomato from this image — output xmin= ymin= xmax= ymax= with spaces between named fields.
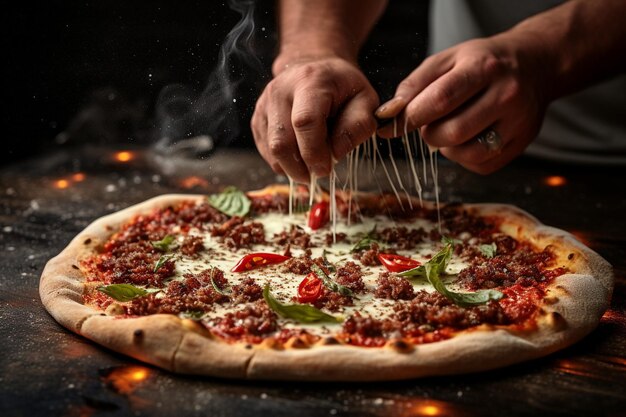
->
xmin=377 ymin=253 xmax=421 ymax=273
xmin=308 ymin=201 xmax=330 ymax=230
xmin=231 ymin=252 xmax=290 ymax=272
xmin=297 ymin=272 xmax=323 ymax=303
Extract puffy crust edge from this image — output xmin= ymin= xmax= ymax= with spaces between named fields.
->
xmin=39 ymin=192 xmax=614 ymax=381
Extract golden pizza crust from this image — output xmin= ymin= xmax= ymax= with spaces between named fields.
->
xmin=39 ymin=189 xmax=613 ymax=381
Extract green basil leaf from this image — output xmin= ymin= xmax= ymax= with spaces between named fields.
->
xmin=180 ymin=310 xmax=205 ymax=320
xmin=310 ymin=264 xmax=354 ymax=298
xmin=151 ymin=235 xmax=175 ymax=252
xmin=208 ymin=186 xmax=251 ymax=217
xmin=398 ymin=240 xmax=451 ymax=280
xmin=263 ymin=284 xmax=342 ymax=323
xmin=154 ymin=254 xmax=174 ymax=272
xmin=400 ymin=239 xmax=503 ymax=307
xmin=97 ymin=284 xmax=148 ymax=302
xmin=350 ymin=225 xmax=381 ymax=253
xmin=479 ymin=242 xmax=497 ymax=258
xmin=321 ymin=249 xmax=336 ymax=273
xmin=210 ymin=269 xmax=232 ymax=296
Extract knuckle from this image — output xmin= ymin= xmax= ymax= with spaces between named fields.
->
xmin=482 ymin=55 xmax=504 ymax=77
xmin=268 ymin=138 xmax=291 ymax=158
xmin=441 ymin=122 xmax=465 ymax=144
xmin=397 ymin=78 xmax=418 ymax=94
xmin=428 ymin=86 xmax=454 ymax=114
xmin=499 ymin=79 xmax=522 ymax=105
xmin=292 ymin=111 xmax=322 ymax=130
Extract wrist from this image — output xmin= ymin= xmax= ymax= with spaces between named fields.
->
xmin=272 ymin=46 xmax=358 ymax=77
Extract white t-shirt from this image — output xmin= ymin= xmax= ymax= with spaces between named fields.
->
xmin=430 ymin=0 xmax=626 ymax=165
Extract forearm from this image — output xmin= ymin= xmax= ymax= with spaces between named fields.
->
xmin=273 ymin=0 xmax=387 ymax=75
xmin=502 ymin=0 xmax=626 ymax=101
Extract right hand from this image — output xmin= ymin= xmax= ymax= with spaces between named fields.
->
xmin=251 ymin=57 xmax=379 ymax=183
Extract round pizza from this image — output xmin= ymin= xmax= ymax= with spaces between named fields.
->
xmin=39 ymin=185 xmax=613 ymax=381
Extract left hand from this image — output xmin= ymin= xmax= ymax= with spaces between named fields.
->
xmin=375 ymin=36 xmax=552 ymax=174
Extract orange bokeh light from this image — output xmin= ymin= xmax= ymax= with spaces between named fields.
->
xmin=102 ymin=365 xmax=151 ymax=394
xmin=115 ymin=151 xmax=134 ymax=162
xmin=544 ymin=175 xmax=567 ymax=187
xmin=54 ymin=179 xmax=70 ymax=189
xmin=72 ymin=172 xmax=86 ymax=182
xmin=412 ymin=404 xmax=441 ymax=416
xmin=179 ymin=176 xmax=209 ymax=189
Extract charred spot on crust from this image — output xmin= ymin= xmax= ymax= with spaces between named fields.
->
xmin=322 ymin=336 xmax=340 ymax=345
xmin=568 ymin=253 xmax=575 ymax=260
xmin=133 ymin=329 xmax=144 ymax=338
xmin=547 ymin=311 xmax=567 ymax=331
xmin=388 ymin=339 xmax=414 ymax=353
xmin=84 ymin=238 xmax=92 ymax=245
xmin=288 ymin=337 xmax=309 ymax=349
xmin=72 ymin=264 xmax=79 ymax=270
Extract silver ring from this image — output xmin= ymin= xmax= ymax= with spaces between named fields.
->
xmin=475 ymin=129 xmax=503 ymax=153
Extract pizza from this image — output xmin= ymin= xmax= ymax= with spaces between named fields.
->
xmin=39 ymin=184 xmax=613 ymax=381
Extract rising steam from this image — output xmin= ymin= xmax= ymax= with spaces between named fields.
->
xmin=155 ymin=0 xmax=265 ymax=159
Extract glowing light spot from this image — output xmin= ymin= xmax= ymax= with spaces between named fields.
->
xmin=54 ymin=179 xmax=70 ymax=189
xmin=130 ymin=368 xmax=149 ymax=381
xmin=179 ymin=176 xmax=209 ymax=189
xmin=115 ymin=151 xmax=134 ymax=162
xmin=544 ymin=175 xmax=567 ymax=187
xmin=72 ymin=172 xmax=86 ymax=182
xmin=102 ymin=365 xmax=151 ymax=394
xmin=417 ymin=405 xmax=440 ymax=416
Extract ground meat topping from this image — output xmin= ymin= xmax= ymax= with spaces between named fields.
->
xmin=124 ymin=268 xmax=229 ymax=316
xmin=96 ymin=241 xmax=175 ymax=287
xmin=334 ymin=261 xmax=366 ymax=293
xmin=283 ymin=252 xmax=315 ymax=274
xmin=231 ymin=277 xmax=263 ymax=304
xmin=341 ymin=312 xmax=392 ymax=347
xmin=250 ymin=193 xmax=289 ymax=214
xmin=211 ymin=217 xmax=266 ymax=249
xmin=274 ymin=225 xmax=313 ymax=249
xmin=325 ymin=232 xmax=347 ymax=246
xmin=377 ymin=226 xmax=427 ymax=250
xmin=180 ymin=235 xmax=205 ymax=257
xmin=209 ymin=301 xmax=278 ymax=343
xmin=313 ymin=288 xmax=354 ymax=312
xmin=375 ymin=272 xmax=415 ymax=300
xmin=458 ymin=245 xmax=558 ymax=290
xmin=352 ymin=242 xmax=386 ymax=266
xmin=393 ymin=290 xmax=509 ymax=335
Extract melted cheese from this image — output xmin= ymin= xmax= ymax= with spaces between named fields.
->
xmin=168 ymin=210 xmax=468 ymax=335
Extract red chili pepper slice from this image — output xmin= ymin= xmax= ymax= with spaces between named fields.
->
xmin=231 ymin=252 xmax=290 ymax=272
xmin=297 ymin=272 xmax=323 ymax=303
xmin=308 ymin=201 xmax=330 ymax=230
xmin=377 ymin=253 xmax=421 ymax=273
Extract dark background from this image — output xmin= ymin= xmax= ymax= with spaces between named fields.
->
xmin=4 ymin=0 xmax=429 ymax=166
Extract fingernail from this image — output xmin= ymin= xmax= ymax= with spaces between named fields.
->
xmin=375 ymin=96 xmax=404 ymax=117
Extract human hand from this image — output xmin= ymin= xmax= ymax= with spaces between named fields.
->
xmin=376 ymin=36 xmax=552 ymax=174
xmin=251 ymin=57 xmax=379 ymax=183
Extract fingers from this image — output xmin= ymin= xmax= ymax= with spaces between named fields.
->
xmin=290 ymin=86 xmax=334 ymax=180
xmin=375 ymin=53 xmax=452 ymax=121
xmin=419 ymin=86 xmax=502 ymax=148
xmin=377 ymin=44 xmax=505 ymax=139
xmin=330 ymin=90 xmax=379 ymax=161
xmin=252 ymin=58 xmax=380 ymax=183
xmin=439 ymin=122 xmax=522 ymax=175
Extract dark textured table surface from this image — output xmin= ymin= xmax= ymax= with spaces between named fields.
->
xmin=1 ymin=146 xmax=625 ymax=417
